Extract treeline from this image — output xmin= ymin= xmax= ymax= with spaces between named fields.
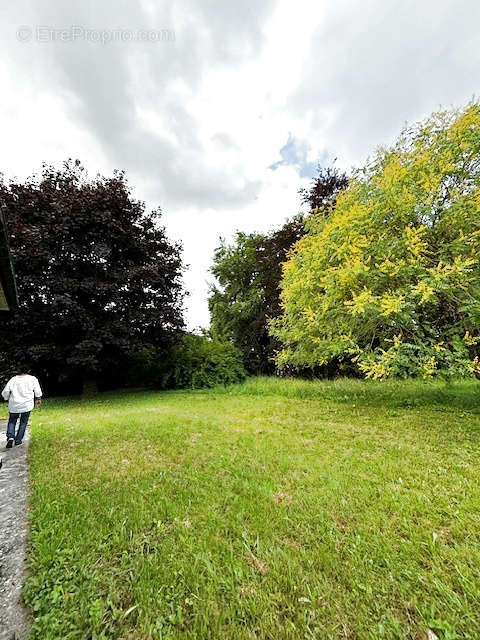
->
xmin=0 ymin=162 xmax=245 ymax=394
xmin=210 ymin=103 xmax=480 ymax=380
xmin=3 ymin=103 xmax=479 ymax=393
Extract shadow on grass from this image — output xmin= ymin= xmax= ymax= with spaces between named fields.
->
xmin=220 ymin=376 xmax=480 ymax=412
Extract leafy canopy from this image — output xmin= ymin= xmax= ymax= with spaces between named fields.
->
xmin=272 ymin=104 xmax=480 ymax=379
xmin=209 ymin=166 xmax=347 ymax=374
xmin=298 ymin=165 xmax=348 ymax=215
xmin=0 ymin=161 xmax=185 ymax=393
xmin=209 ymin=221 xmax=304 ymax=374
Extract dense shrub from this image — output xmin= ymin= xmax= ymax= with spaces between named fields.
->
xmin=127 ymin=346 xmax=174 ymax=390
xmin=128 ymin=334 xmax=246 ymax=390
xmin=171 ymin=334 xmax=246 ymax=389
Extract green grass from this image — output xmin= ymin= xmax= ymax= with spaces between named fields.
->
xmin=13 ymin=377 xmax=480 ymax=639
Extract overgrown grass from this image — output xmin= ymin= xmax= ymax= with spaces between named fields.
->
xmin=13 ymin=377 xmax=480 ymax=639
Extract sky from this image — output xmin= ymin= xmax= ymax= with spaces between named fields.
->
xmin=0 ymin=0 xmax=479 ymax=329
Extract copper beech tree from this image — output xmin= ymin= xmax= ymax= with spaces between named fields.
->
xmin=0 ymin=161 xmax=185 ymax=393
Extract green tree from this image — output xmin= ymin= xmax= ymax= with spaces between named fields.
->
xmin=209 ymin=219 xmax=305 ymax=374
xmin=209 ymin=166 xmax=347 ymax=374
xmin=209 ymin=231 xmax=271 ymax=374
xmin=272 ymin=104 xmax=480 ymax=379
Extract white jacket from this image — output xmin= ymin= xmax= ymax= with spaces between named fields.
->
xmin=2 ymin=375 xmax=42 ymax=413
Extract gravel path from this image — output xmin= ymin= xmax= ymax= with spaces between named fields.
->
xmin=0 ymin=418 xmax=31 ymax=640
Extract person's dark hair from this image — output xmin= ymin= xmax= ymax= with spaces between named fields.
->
xmin=17 ymin=364 xmax=30 ymax=374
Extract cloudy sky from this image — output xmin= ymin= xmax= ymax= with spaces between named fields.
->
xmin=0 ymin=0 xmax=478 ymax=328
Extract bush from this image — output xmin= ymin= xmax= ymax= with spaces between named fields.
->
xmin=127 ymin=345 xmax=174 ymax=389
xmin=171 ymin=334 xmax=246 ymax=389
xmin=128 ymin=334 xmax=246 ymax=390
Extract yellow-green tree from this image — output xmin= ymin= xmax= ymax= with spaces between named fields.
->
xmin=271 ymin=104 xmax=480 ymax=378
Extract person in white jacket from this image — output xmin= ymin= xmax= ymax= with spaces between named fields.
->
xmin=2 ymin=365 xmax=42 ymax=448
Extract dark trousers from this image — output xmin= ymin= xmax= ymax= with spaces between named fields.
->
xmin=6 ymin=411 xmax=30 ymax=444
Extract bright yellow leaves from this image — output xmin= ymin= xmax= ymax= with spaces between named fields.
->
xmin=272 ymin=102 xmax=480 ymax=378
xmin=379 ymin=293 xmax=404 ymax=317
xmin=376 ymin=258 xmax=405 ymax=276
xmin=428 ymin=257 xmax=476 ymax=283
xmin=304 ymin=306 xmax=315 ymax=325
xmin=358 ymin=352 xmax=395 ymax=380
xmin=381 ymin=155 xmax=408 ymax=190
xmin=421 ymin=357 xmax=437 ymax=378
xmin=404 ymin=225 xmax=428 ymax=258
xmin=344 ymin=291 xmax=404 ymax=317
xmin=468 ymin=356 xmax=480 ymax=376
xmin=464 ymin=331 xmax=480 ymax=346
xmin=412 ymin=281 xmax=435 ymax=304
xmin=448 ymin=104 xmax=480 ymax=145
xmin=344 ymin=289 xmax=376 ymax=314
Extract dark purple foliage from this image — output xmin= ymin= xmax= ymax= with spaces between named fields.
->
xmin=0 ymin=161 xmax=185 ymax=393
xmin=299 ymin=165 xmax=348 ymax=215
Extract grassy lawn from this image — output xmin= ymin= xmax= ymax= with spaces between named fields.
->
xmin=15 ymin=377 xmax=480 ymax=639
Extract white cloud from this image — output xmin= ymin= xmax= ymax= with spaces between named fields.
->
xmin=0 ymin=0 xmax=478 ymax=328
